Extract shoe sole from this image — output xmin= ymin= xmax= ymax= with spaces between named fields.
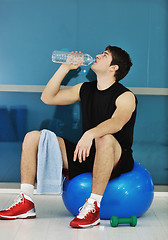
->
xmin=0 ymin=210 xmax=36 ymax=220
xmin=70 ymin=219 xmax=100 ymax=228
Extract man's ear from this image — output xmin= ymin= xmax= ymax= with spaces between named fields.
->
xmin=110 ymin=65 xmax=119 ymax=72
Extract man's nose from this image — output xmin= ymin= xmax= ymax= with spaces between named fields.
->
xmin=96 ymin=54 xmax=101 ymax=59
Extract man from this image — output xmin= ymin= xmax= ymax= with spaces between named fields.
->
xmin=0 ymin=46 xmax=137 ymax=228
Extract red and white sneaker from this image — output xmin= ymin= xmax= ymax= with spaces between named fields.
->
xmin=0 ymin=192 xmax=36 ymax=220
xmin=70 ymin=199 xmax=100 ymax=228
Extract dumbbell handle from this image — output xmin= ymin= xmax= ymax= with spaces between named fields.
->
xmin=118 ymin=218 xmax=132 ymax=224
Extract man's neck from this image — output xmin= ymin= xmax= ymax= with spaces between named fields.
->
xmin=96 ymin=74 xmax=116 ymax=91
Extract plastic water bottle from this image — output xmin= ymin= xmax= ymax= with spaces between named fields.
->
xmin=52 ymin=50 xmax=95 ymax=66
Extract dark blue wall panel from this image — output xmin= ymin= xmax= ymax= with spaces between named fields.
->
xmin=0 ymin=92 xmax=167 ymax=184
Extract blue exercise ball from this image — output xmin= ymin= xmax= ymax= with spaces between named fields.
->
xmin=62 ymin=162 xmax=154 ymax=219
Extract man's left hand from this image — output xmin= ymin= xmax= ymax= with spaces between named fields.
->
xmin=73 ymin=131 xmax=94 ymax=163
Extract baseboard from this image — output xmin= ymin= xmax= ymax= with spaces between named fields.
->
xmin=0 ymin=183 xmax=168 ymax=196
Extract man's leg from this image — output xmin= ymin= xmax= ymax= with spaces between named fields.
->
xmin=0 ymin=131 xmax=41 ymax=219
xmin=21 ymin=131 xmax=69 ymax=197
xmin=92 ymin=134 xmax=122 ymax=195
xmin=70 ymin=134 xmax=122 ymax=228
xmin=21 ymin=131 xmax=69 ymax=185
xmin=0 ymin=131 xmax=69 ymax=220
xmin=20 ymin=131 xmax=41 ymax=185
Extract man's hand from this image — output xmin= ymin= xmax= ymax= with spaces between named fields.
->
xmin=62 ymin=51 xmax=83 ymax=71
xmin=73 ymin=131 xmax=94 ymax=163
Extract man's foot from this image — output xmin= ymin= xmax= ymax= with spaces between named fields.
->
xmin=0 ymin=192 xmax=36 ymax=220
xmin=70 ymin=199 xmax=100 ymax=228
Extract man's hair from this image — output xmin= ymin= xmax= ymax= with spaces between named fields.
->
xmin=105 ymin=45 xmax=133 ymax=82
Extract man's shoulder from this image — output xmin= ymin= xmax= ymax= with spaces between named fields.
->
xmin=117 ymin=82 xmax=130 ymax=91
xmin=81 ymin=80 xmax=97 ymax=89
xmin=80 ymin=81 xmax=97 ymax=98
xmin=118 ymin=82 xmax=135 ymax=96
xmin=117 ymin=82 xmax=138 ymax=104
xmin=83 ymin=80 xmax=97 ymax=86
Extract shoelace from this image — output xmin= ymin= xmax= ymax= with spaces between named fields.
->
xmin=7 ymin=193 xmax=24 ymax=210
xmin=78 ymin=200 xmax=96 ymax=219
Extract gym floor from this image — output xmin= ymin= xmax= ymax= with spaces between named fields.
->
xmin=0 ymin=192 xmax=168 ymax=240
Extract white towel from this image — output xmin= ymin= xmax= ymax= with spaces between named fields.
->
xmin=36 ymin=129 xmax=64 ymax=194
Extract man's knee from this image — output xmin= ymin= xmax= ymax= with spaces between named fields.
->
xmin=22 ymin=131 xmax=41 ymax=150
xmin=95 ymin=134 xmax=117 ymax=149
xmin=57 ymin=136 xmax=69 ymax=169
xmin=57 ymin=136 xmax=63 ymax=144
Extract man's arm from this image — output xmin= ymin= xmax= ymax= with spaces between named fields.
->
xmin=41 ymin=54 xmax=83 ymax=105
xmin=73 ymin=91 xmax=136 ymax=162
xmin=89 ymin=91 xmax=136 ymax=139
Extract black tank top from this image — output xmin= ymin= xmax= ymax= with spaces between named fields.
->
xmin=79 ymin=80 xmax=138 ymax=150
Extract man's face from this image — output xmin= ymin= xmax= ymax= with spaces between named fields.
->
xmin=91 ymin=50 xmax=112 ymax=73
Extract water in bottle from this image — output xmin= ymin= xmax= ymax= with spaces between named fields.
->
xmin=52 ymin=50 xmax=95 ymax=66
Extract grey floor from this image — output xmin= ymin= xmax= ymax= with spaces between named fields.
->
xmin=0 ymin=193 xmax=168 ymax=240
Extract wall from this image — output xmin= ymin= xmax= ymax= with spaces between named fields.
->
xmin=0 ymin=0 xmax=167 ymax=184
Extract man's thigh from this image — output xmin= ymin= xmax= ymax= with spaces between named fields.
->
xmin=62 ymin=138 xmax=96 ymax=180
xmin=95 ymin=134 xmax=122 ymax=167
xmin=57 ymin=136 xmax=69 ymax=169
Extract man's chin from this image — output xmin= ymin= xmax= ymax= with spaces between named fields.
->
xmin=91 ymin=64 xmax=96 ymax=73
